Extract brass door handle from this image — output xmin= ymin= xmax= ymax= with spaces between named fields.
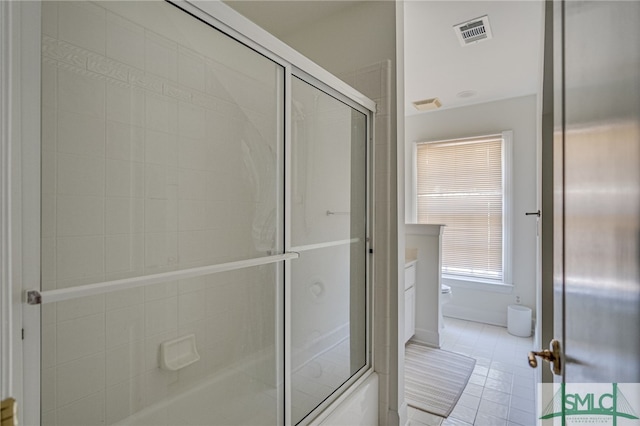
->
xmin=1 ymin=398 xmax=17 ymax=426
xmin=528 ymin=339 xmax=562 ymax=375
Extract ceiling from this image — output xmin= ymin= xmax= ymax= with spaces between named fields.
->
xmin=223 ymin=0 xmax=360 ymax=39
xmin=224 ymin=0 xmax=545 ymax=115
xmin=404 ymin=1 xmax=544 ymax=114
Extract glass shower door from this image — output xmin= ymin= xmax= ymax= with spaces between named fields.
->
xmin=32 ymin=2 xmax=374 ymax=425
xmin=39 ymin=2 xmax=284 ymax=424
xmin=289 ymin=77 xmax=369 ymax=424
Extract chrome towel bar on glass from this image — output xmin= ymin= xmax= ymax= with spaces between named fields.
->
xmin=25 ymin=252 xmax=300 ymax=305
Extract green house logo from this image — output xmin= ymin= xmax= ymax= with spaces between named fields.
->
xmin=541 ymin=383 xmax=639 ymax=425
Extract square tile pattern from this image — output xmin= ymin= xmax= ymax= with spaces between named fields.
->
xmin=41 ymin=1 xmax=284 ymax=424
xmin=408 ymin=318 xmax=536 ymax=426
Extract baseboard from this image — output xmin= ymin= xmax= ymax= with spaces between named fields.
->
xmin=398 ymin=401 xmax=409 ymax=426
xmin=386 ymin=407 xmax=400 ymax=426
xmin=443 ymin=304 xmax=508 ymax=327
xmin=412 ymin=328 xmax=440 ymax=348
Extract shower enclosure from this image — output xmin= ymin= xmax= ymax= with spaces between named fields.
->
xmin=24 ymin=1 xmax=374 ymax=425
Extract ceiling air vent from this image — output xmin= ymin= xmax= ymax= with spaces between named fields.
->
xmin=453 ymin=15 xmax=492 ymax=46
xmin=412 ymin=97 xmax=442 ymax=111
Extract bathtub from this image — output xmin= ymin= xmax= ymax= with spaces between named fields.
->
xmin=115 ymin=365 xmax=280 ymax=426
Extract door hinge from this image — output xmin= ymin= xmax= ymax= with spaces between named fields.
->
xmin=369 ymin=248 xmax=373 ymax=254
xmin=21 ymin=329 xmax=24 ymax=340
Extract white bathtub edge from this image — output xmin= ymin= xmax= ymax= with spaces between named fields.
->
xmin=310 ymin=370 xmax=379 ymax=426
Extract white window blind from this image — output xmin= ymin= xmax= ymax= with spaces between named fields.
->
xmin=416 ymin=135 xmax=504 ymax=281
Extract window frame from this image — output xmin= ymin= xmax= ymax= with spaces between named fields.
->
xmin=412 ymin=130 xmax=513 ymax=292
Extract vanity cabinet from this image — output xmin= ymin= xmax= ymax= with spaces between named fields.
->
xmin=404 ymin=262 xmax=417 ymax=343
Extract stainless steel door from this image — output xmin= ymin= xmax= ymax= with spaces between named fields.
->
xmin=556 ymin=0 xmax=640 ymax=383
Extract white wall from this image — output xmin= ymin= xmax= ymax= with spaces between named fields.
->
xmin=281 ymin=2 xmax=396 ymax=79
xmin=405 ymin=95 xmax=538 ymax=326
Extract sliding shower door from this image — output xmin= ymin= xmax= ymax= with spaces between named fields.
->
xmin=31 ymin=1 xmax=372 ymax=425
xmin=289 ymin=77 xmax=368 ymax=424
xmin=39 ymin=2 xmax=284 ymax=424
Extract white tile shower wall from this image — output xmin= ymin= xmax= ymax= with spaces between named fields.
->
xmin=41 ymin=2 xmax=281 ymax=424
xmin=290 ymin=77 xmax=354 ymax=247
xmin=290 ymin=245 xmax=351 ymax=371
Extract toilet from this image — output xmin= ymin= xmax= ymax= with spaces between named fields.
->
xmin=441 ymin=284 xmax=452 ymax=304
xmin=440 ymin=284 xmax=453 ymax=329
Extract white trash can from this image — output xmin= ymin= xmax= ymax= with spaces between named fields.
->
xmin=507 ymin=305 xmax=532 ymax=337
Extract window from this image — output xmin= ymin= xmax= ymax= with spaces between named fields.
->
xmin=416 ymin=132 xmax=512 ymax=285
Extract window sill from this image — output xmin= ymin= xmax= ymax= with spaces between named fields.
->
xmin=442 ymin=275 xmax=514 ymax=294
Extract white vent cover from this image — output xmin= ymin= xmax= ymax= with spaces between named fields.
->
xmin=453 ymin=15 xmax=493 ymax=46
xmin=412 ymin=97 xmax=442 ymax=111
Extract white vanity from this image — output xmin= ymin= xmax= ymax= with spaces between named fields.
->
xmin=404 ymin=259 xmax=417 ymax=343
xmin=405 ymin=224 xmax=445 ymax=347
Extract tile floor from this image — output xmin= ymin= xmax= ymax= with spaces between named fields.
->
xmin=407 ymin=317 xmax=537 ymax=426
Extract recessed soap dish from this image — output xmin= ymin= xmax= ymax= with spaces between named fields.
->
xmin=159 ymin=334 xmax=200 ymax=371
